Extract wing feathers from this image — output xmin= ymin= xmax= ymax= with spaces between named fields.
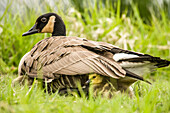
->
xmin=19 ymin=36 xmax=170 ymax=84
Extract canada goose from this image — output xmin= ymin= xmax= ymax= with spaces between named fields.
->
xmin=13 ymin=13 xmax=170 ymax=97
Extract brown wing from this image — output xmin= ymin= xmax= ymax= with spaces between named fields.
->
xmin=19 ymin=36 xmax=126 ymax=80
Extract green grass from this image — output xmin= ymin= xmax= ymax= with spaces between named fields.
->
xmin=0 ymin=0 xmax=170 ymax=113
xmin=0 ymin=73 xmax=170 ymax=113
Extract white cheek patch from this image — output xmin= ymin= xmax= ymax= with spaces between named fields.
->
xmin=41 ymin=16 xmax=56 ymax=33
xmin=113 ymin=53 xmax=139 ymax=61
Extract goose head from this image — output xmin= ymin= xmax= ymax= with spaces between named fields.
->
xmin=22 ymin=13 xmax=66 ymax=36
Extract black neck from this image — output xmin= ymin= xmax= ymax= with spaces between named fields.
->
xmin=52 ymin=31 xmax=66 ymax=36
xmin=52 ymin=17 xmax=66 ymax=36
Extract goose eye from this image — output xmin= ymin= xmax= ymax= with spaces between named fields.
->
xmin=41 ymin=17 xmax=47 ymax=22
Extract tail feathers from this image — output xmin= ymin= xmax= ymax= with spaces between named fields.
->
xmin=124 ymin=69 xmax=151 ymax=85
xmin=111 ymin=47 xmax=170 ymax=68
xmin=155 ymin=60 xmax=170 ymax=68
xmin=118 ymin=56 xmax=170 ymax=68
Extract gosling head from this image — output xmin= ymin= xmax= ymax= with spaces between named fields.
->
xmin=22 ymin=13 xmax=66 ymax=36
xmin=86 ymin=74 xmax=104 ymax=84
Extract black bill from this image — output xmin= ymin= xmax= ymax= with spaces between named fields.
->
xmin=22 ymin=24 xmax=39 ymax=36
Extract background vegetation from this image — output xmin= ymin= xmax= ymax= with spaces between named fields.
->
xmin=0 ymin=0 xmax=170 ymax=112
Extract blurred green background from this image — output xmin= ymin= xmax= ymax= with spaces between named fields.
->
xmin=0 ymin=0 xmax=170 ymax=112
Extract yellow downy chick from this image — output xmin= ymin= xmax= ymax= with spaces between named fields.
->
xmin=88 ymin=74 xmax=120 ymax=98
